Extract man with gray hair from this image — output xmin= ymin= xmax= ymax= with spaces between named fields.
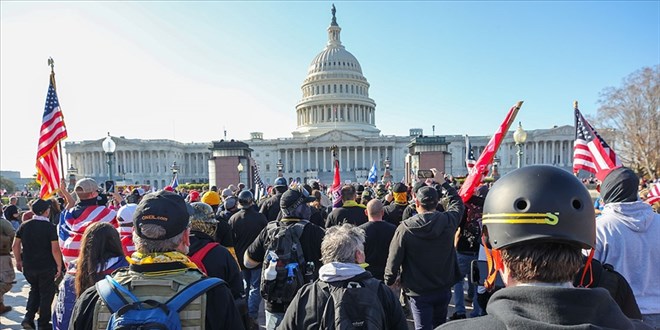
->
xmin=69 ymin=191 xmax=244 ymax=330
xmin=280 ymin=223 xmax=407 ymax=329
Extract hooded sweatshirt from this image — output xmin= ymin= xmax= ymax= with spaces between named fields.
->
xmin=594 ymin=201 xmax=660 ymax=315
xmin=439 ymin=286 xmax=650 ymax=329
xmin=279 ymin=262 xmax=408 ymax=330
xmin=384 ymin=182 xmax=464 ymax=296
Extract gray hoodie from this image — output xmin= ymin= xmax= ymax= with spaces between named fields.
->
xmin=594 ymin=201 xmax=660 ymax=315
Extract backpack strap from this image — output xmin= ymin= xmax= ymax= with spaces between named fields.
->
xmin=96 ymin=276 xmax=135 ymax=313
xmin=166 ymin=277 xmax=224 ymax=312
xmin=189 ymin=242 xmax=220 ymax=274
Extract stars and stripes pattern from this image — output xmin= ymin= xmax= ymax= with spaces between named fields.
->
xmin=252 ymin=162 xmax=267 ymax=200
xmin=465 ymin=135 xmax=477 ymax=173
xmin=573 ymin=107 xmax=621 ymax=180
xmin=646 ymin=184 xmax=660 ymax=205
xmin=59 ymin=205 xmax=118 ymax=268
xmin=36 ymin=73 xmax=68 ymax=198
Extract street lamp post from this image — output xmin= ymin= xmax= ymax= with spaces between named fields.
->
xmin=237 ymin=162 xmax=244 ymax=183
xmin=513 ymin=121 xmax=528 ymax=169
xmin=67 ymin=165 xmax=78 ymax=191
xmin=383 ymin=157 xmax=392 ymax=183
xmin=102 ymin=133 xmax=116 ymax=182
xmin=171 ymin=161 xmax=179 ymax=182
xmin=276 ymin=159 xmax=284 ymax=177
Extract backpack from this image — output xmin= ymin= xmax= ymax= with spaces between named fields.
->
xmin=456 ymin=196 xmax=484 ymax=252
xmin=189 ymin=242 xmax=220 ymax=275
xmin=319 ymin=278 xmax=387 ymax=330
xmin=96 ymin=275 xmax=223 ymax=330
xmin=260 ymin=220 xmax=309 ymax=305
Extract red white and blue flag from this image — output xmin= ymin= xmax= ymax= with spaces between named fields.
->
xmin=59 ymin=205 xmax=118 ymax=268
xmin=36 ymin=71 xmax=68 ymax=199
xmin=572 ymin=106 xmax=621 ymax=181
xmin=646 ymin=184 xmax=660 ymax=205
xmin=465 ymin=135 xmax=476 ymax=174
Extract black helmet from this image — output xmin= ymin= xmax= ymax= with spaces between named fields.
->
xmin=482 ymin=165 xmax=595 ymax=250
xmin=238 ymin=190 xmax=254 ymax=205
xmin=274 ymin=177 xmax=288 ymax=188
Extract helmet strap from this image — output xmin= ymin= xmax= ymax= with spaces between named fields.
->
xmin=577 ymin=248 xmax=595 ymax=288
xmin=482 ymin=235 xmax=503 ymax=290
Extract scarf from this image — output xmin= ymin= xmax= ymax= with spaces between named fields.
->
xmin=393 ymin=192 xmax=408 ymax=205
xmin=128 ymin=251 xmax=198 ymax=270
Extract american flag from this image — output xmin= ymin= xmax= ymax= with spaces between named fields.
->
xmin=646 ymin=184 xmax=660 ymax=205
xmin=252 ymin=162 xmax=266 ymax=200
xmin=59 ymin=205 xmax=118 ymax=267
xmin=36 ymin=71 xmax=68 ymax=198
xmin=573 ymin=106 xmax=621 ymax=180
xmin=465 ymin=135 xmax=476 ymax=173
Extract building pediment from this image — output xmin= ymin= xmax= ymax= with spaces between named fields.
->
xmin=532 ymin=125 xmax=574 ymax=139
xmin=308 ymin=130 xmax=363 ymax=143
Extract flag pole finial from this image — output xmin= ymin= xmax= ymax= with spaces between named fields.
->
xmin=574 ymin=100 xmax=579 ymax=109
xmin=48 ymin=57 xmax=54 ymax=73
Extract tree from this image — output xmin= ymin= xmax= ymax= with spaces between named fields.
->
xmin=595 ymin=66 xmax=659 ymax=178
xmin=0 ymin=176 xmax=17 ymax=194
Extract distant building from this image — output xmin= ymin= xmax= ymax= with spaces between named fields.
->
xmin=65 ymin=7 xmax=577 ymax=189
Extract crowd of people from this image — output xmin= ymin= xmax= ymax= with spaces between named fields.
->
xmin=0 ymin=165 xmax=659 ymax=329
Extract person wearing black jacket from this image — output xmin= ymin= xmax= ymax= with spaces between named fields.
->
xmin=244 ymin=187 xmax=325 ymax=330
xmin=325 ymin=185 xmax=367 ymax=228
xmin=280 ymin=224 xmax=406 ymax=330
xmin=385 ymin=183 xmax=464 ymax=329
xmin=383 ymin=183 xmax=409 ymax=227
xmin=440 ymin=165 xmax=649 ymax=330
xmin=260 ymin=177 xmax=288 ymax=222
xmin=229 ymin=191 xmax=268 ymax=327
xmin=187 ymin=202 xmax=245 ymax=307
xmin=69 ymin=191 xmax=244 ymax=330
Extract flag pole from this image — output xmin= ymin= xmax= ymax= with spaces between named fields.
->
xmin=49 ymin=57 xmax=66 ymax=185
xmin=573 ymin=100 xmax=579 ymax=175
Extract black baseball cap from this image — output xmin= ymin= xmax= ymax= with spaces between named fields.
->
xmin=417 ymin=186 xmax=439 ymax=208
xmin=134 ymin=191 xmax=193 ymax=240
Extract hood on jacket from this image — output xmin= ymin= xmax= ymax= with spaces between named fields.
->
xmin=402 ymin=211 xmax=449 ymax=239
xmin=319 ymin=262 xmax=366 ymax=283
xmin=602 ymin=167 xmax=639 ymax=204
xmin=601 ymin=201 xmax=656 ymax=232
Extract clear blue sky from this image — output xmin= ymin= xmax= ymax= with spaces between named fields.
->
xmin=1 ymin=1 xmax=658 ymax=177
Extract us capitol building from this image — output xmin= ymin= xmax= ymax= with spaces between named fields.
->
xmin=64 ymin=7 xmax=577 ymax=190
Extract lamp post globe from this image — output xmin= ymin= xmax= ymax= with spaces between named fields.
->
xmin=102 ymin=133 xmax=116 ymax=182
xmin=237 ymin=162 xmax=244 ymax=183
xmin=513 ymin=122 xmax=527 ymax=168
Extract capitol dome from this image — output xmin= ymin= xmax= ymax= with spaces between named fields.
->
xmin=293 ymin=5 xmax=380 ymax=138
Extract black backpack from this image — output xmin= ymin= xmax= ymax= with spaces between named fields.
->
xmin=260 ymin=220 xmax=309 ymax=304
xmin=319 ymin=278 xmax=387 ymax=330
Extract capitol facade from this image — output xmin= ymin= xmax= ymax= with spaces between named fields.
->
xmin=64 ymin=8 xmax=577 ymax=189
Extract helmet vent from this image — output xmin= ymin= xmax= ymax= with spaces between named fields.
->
xmin=514 ymin=198 xmax=529 ymax=212
xmin=572 ymin=199 xmax=583 ymax=210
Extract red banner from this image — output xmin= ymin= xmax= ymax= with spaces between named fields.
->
xmin=459 ymin=101 xmax=523 ymax=203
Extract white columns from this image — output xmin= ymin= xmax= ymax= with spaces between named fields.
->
xmin=323 ymin=148 xmax=327 ymax=172
xmin=307 ymin=148 xmax=310 ymax=171
xmin=551 ymin=141 xmax=556 ymax=165
xmin=292 ymin=149 xmax=296 ymax=173
xmin=362 ymin=147 xmax=365 ymax=169
xmin=315 ymin=148 xmax=319 ymax=171
xmin=354 ymin=147 xmax=358 ymax=170
xmin=347 ymin=147 xmax=350 ymax=171
xmin=338 ymin=147 xmax=342 ymax=171
xmin=284 ymin=149 xmax=288 ymax=173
